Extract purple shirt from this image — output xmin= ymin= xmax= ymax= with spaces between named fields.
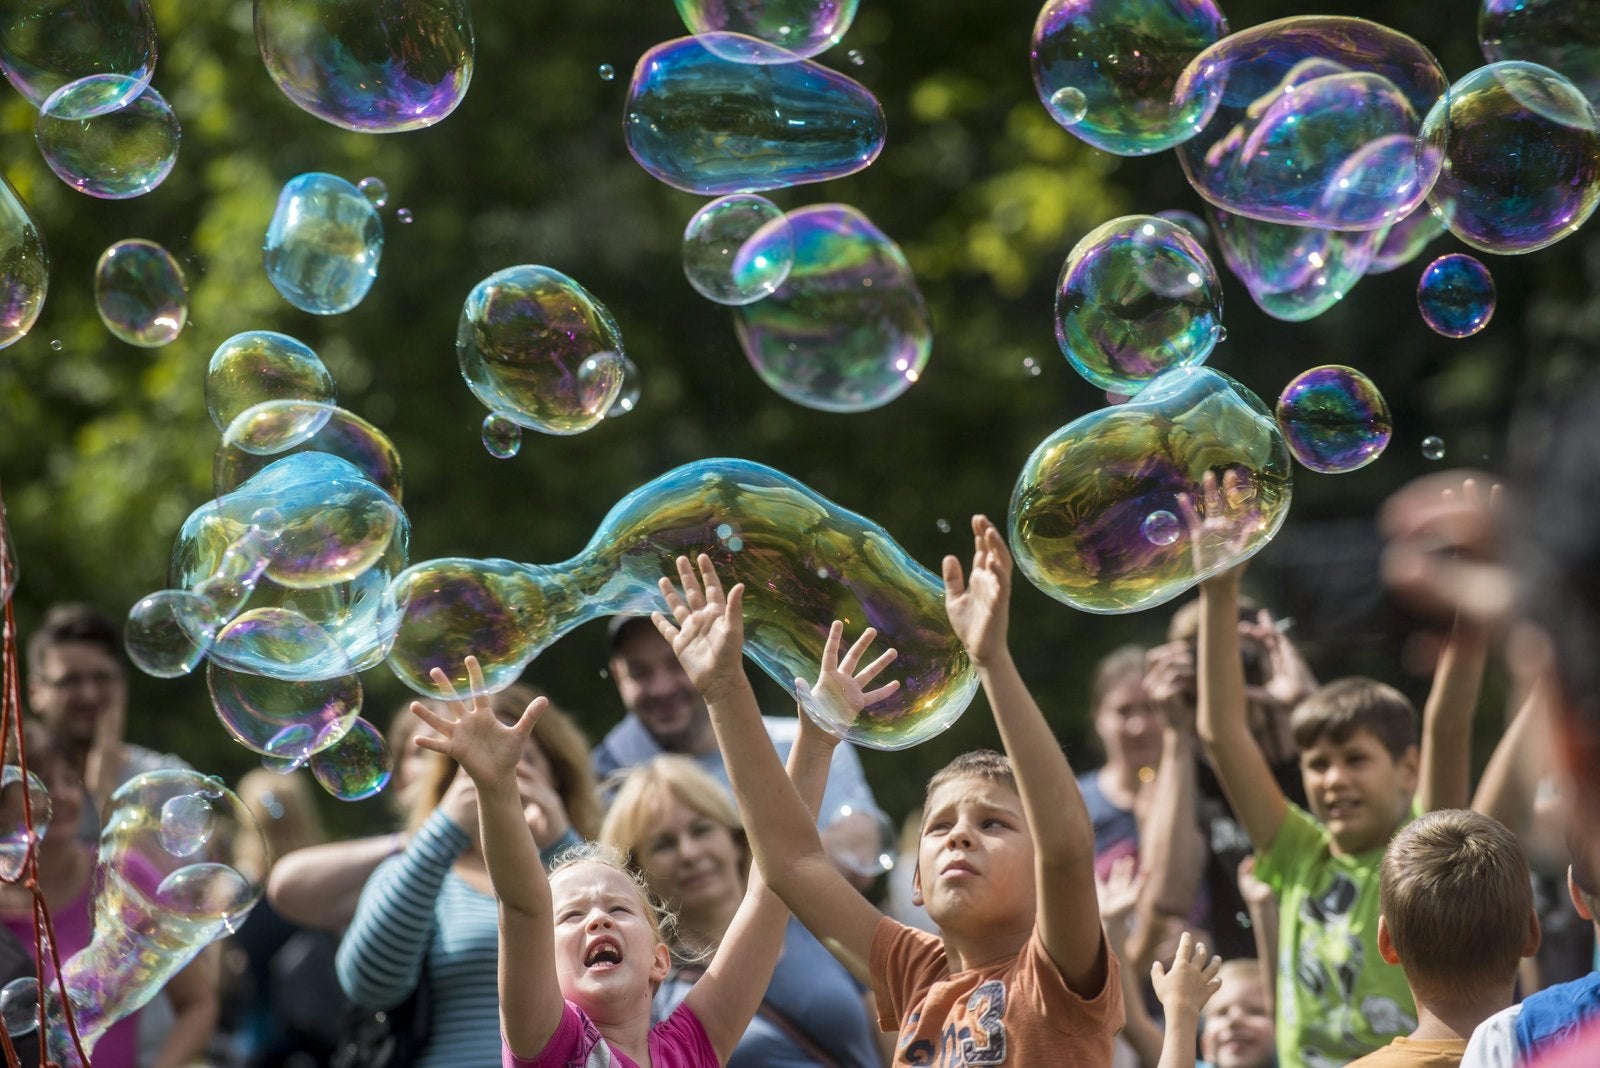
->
xmin=506 ymin=1000 xmax=716 ymax=1068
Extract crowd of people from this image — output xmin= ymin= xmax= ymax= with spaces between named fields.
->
xmin=12 ymin=382 xmax=1600 ymax=1067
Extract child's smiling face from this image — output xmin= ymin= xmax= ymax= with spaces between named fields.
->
xmin=1299 ymin=728 xmax=1418 ymax=855
xmin=549 ymin=860 xmax=671 ymax=1020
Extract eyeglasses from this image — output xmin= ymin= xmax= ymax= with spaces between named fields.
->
xmin=37 ymin=670 xmax=123 ymax=691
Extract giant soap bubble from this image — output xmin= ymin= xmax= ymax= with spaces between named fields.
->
xmin=457 ymin=265 xmax=626 ymax=436
xmin=733 ymin=205 xmax=930 ymax=412
xmin=1030 ymin=0 xmax=1227 ymax=156
xmin=35 ymin=75 xmax=179 ymax=199
xmin=255 ymin=0 xmax=474 ymax=132
xmin=673 ymin=0 xmax=858 ymax=61
xmin=263 ymin=173 xmax=384 ymax=315
xmin=1054 ymin=214 xmax=1222 ymax=394
xmin=0 ymin=0 xmax=156 ymax=106
xmin=1210 ymin=208 xmax=1385 ymax=322
xmin=1009 ymin=366 xmax=1293 ymax=614
xmin=1421 ymin=61 xmax=1600 ymax=254
xmin=383 ymin=459 xmax=977 ymax=750
xmin=94 ymin=239 xmax=186 ymax=347
xmin=0 ymin=176 xmax=48 ymax=350
xmin=1481 ymin=0 xmax=1600 ymax=109
xmin=624 ymin=35 xmax=886 ymax=195
xmin=1275 ymin=365 xmax=1391 ymax=474
xmin=1172 ymin=17 xmax=1448 ymax=230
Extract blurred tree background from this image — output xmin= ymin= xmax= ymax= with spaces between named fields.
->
xmin=0 ymin=0 xmax=1584 ymax=829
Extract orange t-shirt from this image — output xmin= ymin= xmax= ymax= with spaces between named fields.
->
xmin=1347 ymin=1036 xmax=1468 ymax=1067
xmin=869 ymin=916 xmax=1124 ymax=1066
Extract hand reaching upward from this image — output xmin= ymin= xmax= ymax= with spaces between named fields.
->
xmin=797 ymin=619 xmax=902 ymax=730
xmin=653 ymin=553 xmax=749 ymax=702
xmin=410 ymin=655 xmax=546 ymax=793
xmin=943 ymin=515 xmax=1013 ymax=668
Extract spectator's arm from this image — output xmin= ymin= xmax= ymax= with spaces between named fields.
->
xmin=1237 ymin=856 xmax=1278 ymax=1019
xmin=151 ymin=946 xmax=219 ymax=1068
xmin=1419 ymin=615 xmax=1490 ymax=812
xmin=267 ymin=834 xmax=404 ymax=933
xmin=1129 ymin=723 xmax=1206 ymax=975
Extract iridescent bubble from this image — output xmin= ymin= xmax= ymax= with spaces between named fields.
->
xmin=624 ymin=35 xmax=885 ymax=195
xmin=0 ymin=767 xmax=50 ymax=882
xmin=1418 ymin=253 xmax=1496 ymax=338
xmin=0 ymin=175 xmax=48 ymax=351
xmin=158 ymin=794 xmax=214 ymax=858
xmin=605 ymin=357 xmax=640 ymax=418
xmin=309 ymin=717 xmax=391 ymax=800
xmin=683 ymin=194 xmax=796 ymax=305
xmin=672 ymin=0 xmax=858 ymax=60
xmin=1366 ymin=203 xmax=1446 ymax=274
xmin=125 ymin=590 xmax=224 ymax=679
xmin=1422 ymin=61 xmax=1600 ymax=254
xmin=1482 ymin=0 xmax=1600 ymax=109
xmin=1156 ymin=209 xmax=1211 ymax=248
xmin=1210 ymin=208 xmax=1385 ymax=322
xmin=481 ymin=413 xmax=521 ymax=459
xmin=395 ymin=207 xmax=412 ymax=224
xmin=206 ymin=333 xmax=336 ymax=437
xmin=1173 ymin=17 xmax=1449 ymax=230
xmin=383 ymin=459 xmax=978 ymax=750
xmin=1054 ymin=215 xmax=1222 ymax=394
xmin=1141 ymin=509 xmax=1182 ymax=546
xmin=0 ymin=0 xmax=156 ymax=106
xmin=207 ymin=659 xmax=361 ymax=759
xmin=0 ymin=502 xmax=17 ymax=605
xmin=1009 ymin=367 xmax=1293 ymax=614
xmin=263 ymin=172 xmax=384 ymax=315
xmin=48 ymin=339 xmax=62 ymax=352
xmin=1275 ymin=365 xmax=1392 ymax=474
xmin=1031 ymin=0 xmax=1227 ymax=155
xmin=94 ymin=239 xmax=186 ymax=347
xmin=356 ymin=176 xmax=388 ymax=208
xmin=598 ymin=63 xmax=614 ymax=81
xmin=820 ymin=800 xmax=896 ymax=879
xmin=0 ymin=977 xmax=37 ymax=1037
xmin=35 ymin=74 xmax=179 ymax=199
xmin=1422 ymin=435 xmax=1446 ymax=461
xmin=255 ymin=0 xmax=474 ymax=132
xmin=457 ymin=265 xmax=625 ymax=436
xmin=734 ymin=204 xmax=929 ymax=412
xmin=215 ymin=402 xmax=402 ymax=501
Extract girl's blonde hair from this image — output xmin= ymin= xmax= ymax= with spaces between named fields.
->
xmin=597 ymin=755 xmax=748 ymax=875
xmin=233 ymin=768 xmax=328 ymax=882
xmin=547 ymin=840 xmax=679 ymax=949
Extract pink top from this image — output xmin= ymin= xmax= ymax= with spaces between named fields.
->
xmin=504 ymin=1000 xmax=715 ymax=1068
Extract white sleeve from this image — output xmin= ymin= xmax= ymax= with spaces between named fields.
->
xmin=1462 ymin=1004 xmax=1521 ymax=1068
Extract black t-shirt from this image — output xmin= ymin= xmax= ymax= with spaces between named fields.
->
xmin=1195 ymin=753 xmax=1308 ymax=961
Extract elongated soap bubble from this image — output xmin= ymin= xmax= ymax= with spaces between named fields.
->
xmin=0 ymin=767 xmax=50 ymax=882
xmin=94 ymin=239 xmax=185 ymax=347
xmin=1275 ymin=365 xmax=1391 ymax=474
xmin=216 ymin=402 xmax=402 ymax=500
xmin=207 ymin=660 xmax=360 ymax=759
xmin=309 ymin=717 xmax=390 ymax=800
xmin=1481 ymin=0 xmax=1600 ymax=109
xmin=1172 ymin=17 xmax=1448 ymax=230
xmin=1009 ymin=366 xmax=1293 ymax=614
xmin=255 ymin=0 xmax=474 ymax=132
xmin=683 ymin=194 xmax=795 ymax=305
xmin=35 ymin=75 xmax=178 ymax=199
xmin=0 ymin=176 xmax=48 ymax=350
xmin=0 ymin=0 xmax=156 ymax=106
xmin=1030 ymin=0 xmax=1227 ymax=155
xmin=734 ymin=204 xmax=929 ymax=412
xmin=624 ymin=35 xmax=886 ymax=195
xmin=458 ymin=265 xmax=625 ymax=436
xmin=1366 ymin=203 xmax=1445 ymax=274
xmin=206 ymin=333 xmax=335 ymax=435
xmin=673 ymin=0 xmax=857 ymax=61
xmin=264 ymin=173 xmax=383 ymax=315
xmin=384 ymin=459 xmax=977 ymax=750
xmin=1422 ymin=61 xmax=1600 ymax=254
xmin=1210 ymin=208 xmax=1385 ymax=322
xmin=1055 ymin=215 xmax=1221 ymax=394
xmin=1418 ymin=253 xmax=1496 ymax=338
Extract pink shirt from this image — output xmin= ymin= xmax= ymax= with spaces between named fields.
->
xmin=505 ymin=1000 xmax=716 ymax=1068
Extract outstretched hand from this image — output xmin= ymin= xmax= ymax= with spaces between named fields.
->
xmin=1380 ymin=471 xmax=1510 ymax=629
xmin=1179 ymin=467 xmax=1263 ymax=581
xmin=943 ymin=515 xmax=1013 ymax=667
xmin=1151 ymin=931 xmax=1222 ymax=1019
xmin=653 ymin=553 xmax=749 ymax=702
xmin=797 ymin=619 xmax=902 ymax=730
xmin=411 ymin=656 xmax=546 ymax=792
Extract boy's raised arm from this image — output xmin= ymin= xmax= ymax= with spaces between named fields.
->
xmin=944 ymin=516 xmax=1104 ymax=995
xmin=1418 ymin=614 xmax=1489 ymax=811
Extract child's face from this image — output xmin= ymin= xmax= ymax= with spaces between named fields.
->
xmin=548 ymin=861 xmax=671 ymax=1020
xmin=914 ymin=777 xmax=1035 ymax=933
xmin=1299 ymin=728 xmax=1418 ymax=855
xmin=636 ymin=795 xmax=745 ymax=915
xmin=1199 ymin=972 xmax=1274 ymax=1068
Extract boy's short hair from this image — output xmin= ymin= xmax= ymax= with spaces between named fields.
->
xmin=925 ymin=749 xmax=1016 ymax=806
xmin=26 ymin=603 xmax=120 ymax=676
xmin=1380 ymin=810 xmax=1531 ymax=990
xmin=1290 ymin=677 xmax=1417 ymax=759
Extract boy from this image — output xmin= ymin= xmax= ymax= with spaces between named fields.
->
xmin=1196 ymin=560 xmax=1483 ymax=1068
xmin=1352 ymin=810 xmax=1539 ymax=1067
xmin=651 ymin=516 xmax=1123 ymax=1063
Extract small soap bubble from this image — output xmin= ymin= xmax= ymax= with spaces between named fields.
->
xmin=356 ymin=176 xmax=389 ymax=208
xmin=0 ymin=977 xmax=38 ymax=1037
xmin=126 ymin=590 xmax=223 ymax=679
xmin=1215 ymin=325 xmax=1228 ymax=342
xmin=249 ymin=508 xmax=286 ymax=539
xmin=683 ymin=194 xmax=796 ymax=305
xmin=481 ymin=413 xmax=522 ymax=459
xmin=396 ymin=207 xmax=413 ymax=224
xmin=821 ymin=801 xmax=897 ymax=879
xmin=206 ymin=331 xmax=336 ymax=434
xmin=1047 ymin=86 xmax=1087 ymax=126
xmin=208 ymin=658 xmax=363 ymax=760
xmin=0 ymin=767 xmax=51 ymax=882
xmin=1418 ymin=254 xmax=1496 ymax=338
xmin=263 ymin=173 xmax=383 ymax=315
xmin=158 ymin=793 xmax=215 ymax=857
xmin=1422 ymin=435 xmax=1446 ymax=461
xmin=1275 ymin=365 xmax=1392 ymax=474
xmin=598 ymin=63 xmax=615 ymax=81
xmin=0 ymin=176 xmax=46 ymax=352
xmin=1211 ymin=208 xmax=1384 ymax=322
xmin=606 ymin=357 xmax=641 ymax=417
xmin=94 ymin=239 xmax=187 ymax=347
xmin=1156 ymin=209 xmax=1212 ymax=248
xmin=48 ymin=339 xmax=62 ymax=352
xmin=936 ymin=518 xmax=952 ymax=533
xmin=1141 ymin=510 xmax=1182 ymax=546
xmin=847 ymin=49 xmax=865 ymax=67
xmin=35 ymin=75 xmax=179 ymax=200
xmin=309 ymin=717 xmax=392 ymax=801
xmin=673 ymin=0 xmax=859 ymax=60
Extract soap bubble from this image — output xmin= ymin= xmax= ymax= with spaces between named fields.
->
xmin=734 ymin=204 xmax=930 ymax=412
xmin=208 ymin=659 xmax=361 ymax=760
xmin=1156 ymin=209 xmax=1212 ymax=248
xmin=125 ymin=590 xmax=224 ymax=679
xmin=1054 ymin=215 xmax=1222 ymax=394
xmin=94 ymin=239 xmax=186 ymax=347
xmin=1481 ymin=0 xmax=1600 ymax=110
xmin=1010 ymin=367 xmax=1293 ymax=614
xmin=0 ymin=175 xmax=49 ymax=350
xmin=820 ymin=801 xmax=896 ymax=879
xmin=1141 ymin=510 xmax=1182 ymax=546
xmin=1418 ymin=253 xmax=1496 ymax=338
xmin=1031 ymin=0 xmax=1227 ymax=155
xmin=672 ymin=0 xmax=858 ymax=60
xmin=0 ymin=977 xmax=36 ymax=1037
xmin=255 ymin=0 xmax=474 ymax=132
xmin=1422 ymin=61 xmax=1600 ymax=254
xmin=0 ymin=767 xmax=50 ymax=882
xmin=309 ymin=717 xmax=391 ymax=800
xmin=481 ymin=414 xmax=522 ymax=459
xmin=263 ymin=173 xmax=384 ymax=315
xmin=0 ymin=0 xmax=156 ymax=105
xmin=356 ymin=176 xmax=388 ymax=207
xmin=215 ymin=402 xmax=402 ymax=501
xmin=624 ymin=35 xmax=885 ymax=195
xmin=598 ymin=63 xmax=614 ymax=81
xmin=457 ymin=265 xmax=626 ymax=436
xmin=158 ymin=794 xmax=215 ymax=858
xmin=1422 ymin=435 xmax=1447 ymax=460
xmin=1210 ymin=208 xmax=1385 ymax=322
xmin=606 ymin=358 xmax=641 ymax=418
xmin=682 ymin=195 xmax=796 ymax=306
xmin=35 ymin=74 xmax=179 ymax=199
xmin=206 ymin=332 xmax=336 ymax=435
xmin=1173 ymin=17 xmax=1449 ymax=230
xmin=1275 ymin=365 xmax=1392 ymax=474
xmin=1366 ymin=203 xmax=1446 ymax=274
xmin=395 ymin=207 xmax=412 ymax=224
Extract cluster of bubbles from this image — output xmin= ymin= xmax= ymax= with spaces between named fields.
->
xmin=94 ymin=239 xmax=187 ymax=347
xmin=1275 ymin=366 xmax=1392 ymax=474
xmin=264 ymin=173 xmax=385 ymax=315
xmin=35 ymin=75 xmax=180 ymax=199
